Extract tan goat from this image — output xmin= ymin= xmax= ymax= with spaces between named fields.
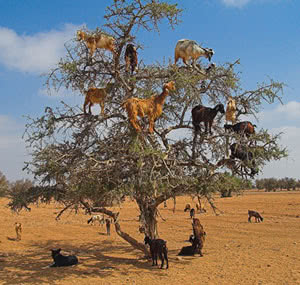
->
xmin=83 ymin=82 xmax=114 ymax=116
xmin=15 ymin=222 xmax=22 ymax=241
xmin=121 ymin=81 xmax=176 ymax=133
xmin=77 ymin=30 xmax=116 ymax=57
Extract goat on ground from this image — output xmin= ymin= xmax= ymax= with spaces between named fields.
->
xmin=121 ymin=81 xmax=176 ymax=134
xmin=174 ymin=39 xmax=214 ymax=68
xmin=178 ymin=235 xmax=199 ymax=256
xmin=192 ymin=218 xmax=206 ymax=257
xmin=125 ymin=44 xmax=138 ymax=74
xmin=230 ymin=143 xmax=258 ymax=177
xmin=248 ymin=210 xmax=263 ymax=223
xmin=50 ymin=248 xmax=78 ymax=267
xmin=190 ymin=208 xmax=195 ymax=219
xmin=77 ymin=30 xmax=116 ymax=57
xmin=15 ymin=222 xmax=22 ymax=241
xmin=144 ymin=236 xmax=169 ymax=269
xmin=83 ymin=82 xmax=114 ymax=116
xmin=105 ymin=218 xmax=111 ymax=235
xmin=87 ymin=214 xmax=105 ymax=226
xmin=192 ymin=103 xmax=225 ymax=134
xmin=224 ymin=121 xmax=256 ymax=137
xmin=184 ymin=203 xmax=191 ymax=212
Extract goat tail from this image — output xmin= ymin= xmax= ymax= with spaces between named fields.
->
xmin=87 ymin=217 xmax=92 ymax=224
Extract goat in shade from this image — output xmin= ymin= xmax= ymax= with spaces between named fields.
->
xmin=144 ymin=236 xmax=169 ymax=269
xmin=50 ymin=248 xmax=78 ymax=267
xmin=192 ymin=103 xmax=225 ymax=134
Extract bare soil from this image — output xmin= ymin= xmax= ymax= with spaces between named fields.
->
xmin=0 ymin=191 xmax=300 ymax=285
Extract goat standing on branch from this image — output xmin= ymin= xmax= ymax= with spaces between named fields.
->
xmin=77 ymin=30 xmax=116 ymax=57
xmin=224 ymin=121 xmax=256 ymax=138
xmin=121 ymin=81 xmax=176 ymax=134
xmin=125 ymin=44 xmax=138 ymax=74
xmin=83 ymin=82 xmax=114 ymax=116
xmin=191 ymin=103 xmax=225 ymax=134
xmin=225 ymin=96 xmax=236 ymax=124
xmin=174 ymin=39 xmax=214 ymax=68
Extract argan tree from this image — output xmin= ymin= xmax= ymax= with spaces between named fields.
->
xmin=9 ymin=0 xmax=287 ymax=255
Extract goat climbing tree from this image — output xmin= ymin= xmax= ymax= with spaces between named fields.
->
xmin=9 ymin=0 xmax=287 ymax=255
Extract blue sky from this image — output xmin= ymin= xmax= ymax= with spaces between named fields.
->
xmin=0 ymin=0 xmax=299 ymax=181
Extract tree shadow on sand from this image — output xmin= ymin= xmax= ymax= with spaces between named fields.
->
xmin=0 ymin=240 xmax=190 ymax=284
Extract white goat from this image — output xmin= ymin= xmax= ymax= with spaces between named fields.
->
xmin=174 ymin=39 xmax=214 ymax=67
xmin=87 ymin=214 xmax=105 ymax=226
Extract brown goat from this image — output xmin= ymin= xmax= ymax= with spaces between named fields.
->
xmin=15 ymin=222 xmax=22 ymax=241
xmin=121 ymin=81 xmax=176 ymax=133
xmin=191 ymin=103 xmax=225 ymax=134
xmin=83 ymin=82 xmax=114 ymax=116
xmin=77 ymin=30 xmax=116 ymax=57
xmin=224 ymin=121 xmax=256 ymax=137
xmin=192 ymin=218 xmax=206 ymax=256
xmin=125 ymin=44 xmax=138 ymax=74
xmin=248 ymin=210 xmax=263 ymax=223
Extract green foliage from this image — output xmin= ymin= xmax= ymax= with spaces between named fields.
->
xmin=11 ymin=0 xmax=287 ymax=222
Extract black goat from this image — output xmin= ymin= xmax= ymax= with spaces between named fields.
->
xmin=192 ymin=103 xmax=225 ymax=134
xmin=184 ymin=203 xmax=191 ymax=212
xmin=177 ymin=235 xmax=199 ymax=256
xmin=144 ymin=236 xmax=169 ymax=269
xmin=248 ymin=210 xmax=263 ymax=223
xmin=50 ymin=248 xmax=78 ymax=267
xmin=224 ymin=121 xmax=256 ymax=137
xmin=125 ymin=44 xmax=138 ymax=74
xmin=190 ymin=208 xmax=195 ymax=219
xmin=230 ymin=143 xmax=258 ymax=176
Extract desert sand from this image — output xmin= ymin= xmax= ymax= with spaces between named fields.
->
xmin=0 ymin=191 xmax=299 ymax=285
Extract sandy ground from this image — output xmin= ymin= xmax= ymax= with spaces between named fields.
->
xmin=0 ymin=191 xmax=300 ymax=285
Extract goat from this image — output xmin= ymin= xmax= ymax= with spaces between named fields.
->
xmin=15 ymin=222 xmax=22 ymax=241
xmin=190 ymin=208 xmax=195 ymax=219
xmin=50 ymin=248 xmax=78 ymax=267
xmin=178 ymin=235 xmax=199 ymax=256
xmin=77 ymin=30 xmax=116 ymax=57
xmin=87 ymin=214 xmax=105 ymax=226
xmin=230 ymin=143 xmax=258 ymax=176
xmin=225 ymin=96 xmax=236 ymax=124
xmin=121 ymin=81 xmax=176 ymax=134
xmin=184 ymin=203 xmax=191 ymax=212
xmin=248 ymin=210 xmax=263 ymax=223
xmin=144 ymin=236 xmax=169 ymax=269
xmin=224 ymin=121 xmax=256 ymax=137
xmin=175 ymin=39 xmax=214 ymax=68
xmin=105 ymin=218 xmax=111 ymax=235
xmin=125 ymin=44 xmax=138 ymax=74
xmin=192 ymin=218 xmax=206 ymax=256
xmin=191 ymin=103 xmax=225 ymax=134
xmin=83 ymin=82 xmax=114 ymax=116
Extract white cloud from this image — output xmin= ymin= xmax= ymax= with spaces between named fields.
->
xmin=0 ymin=24 xmax=80 ymax=74
xmin=221 ymin=0 xmax=251 ymax=7
xmin=0 ymin=115 xmax=29 ymax=181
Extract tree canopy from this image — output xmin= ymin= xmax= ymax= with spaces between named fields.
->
xmin=9 ymin=0 xmax=287 ymax=253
